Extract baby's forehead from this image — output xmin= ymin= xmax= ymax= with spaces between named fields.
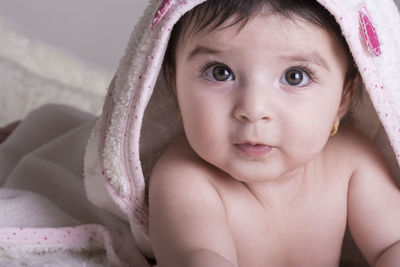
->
xmin=180 ymin=9 xmax=324 ymax=46
xmin=179 ymin=9 xmax=270 ymax=42
xmin=180 ymin=13 xmax=329 ymax=49
xmin=174 ymin=1 xmax=344 ymax=50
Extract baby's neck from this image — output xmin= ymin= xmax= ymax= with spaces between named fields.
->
xmin=243 ymin=167 xmax=308 ymax=210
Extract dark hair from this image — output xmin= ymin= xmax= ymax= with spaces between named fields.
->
xmin=163 ymin=0 xmax=361 ymax=106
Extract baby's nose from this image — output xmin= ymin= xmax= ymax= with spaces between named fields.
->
xmin=233 ymin=86 xmax=273 ymax=123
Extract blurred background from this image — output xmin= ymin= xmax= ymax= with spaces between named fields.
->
xmin=0 ymin=1 xmax=147 ymax=125
xmin=0 ymin=0 xmax=147 ymax=72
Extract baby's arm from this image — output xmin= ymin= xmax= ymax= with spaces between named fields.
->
xmin=149 ymin=148 xmax=237 ymax=267
xmin=346 ymin=130 xmax=400 ymax=266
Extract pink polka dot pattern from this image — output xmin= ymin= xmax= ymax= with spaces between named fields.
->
xmin=0 ymin=224 xmax=124 ymax=265
xmin=0 ymin=225 xmax=104 ymax=247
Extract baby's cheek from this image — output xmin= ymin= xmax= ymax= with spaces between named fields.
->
xmin=183 ymin=113 xmax=219 ymax=149
xmin=287 ymin=118 xmax=330 ymax=159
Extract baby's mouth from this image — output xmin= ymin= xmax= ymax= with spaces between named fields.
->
xmin=234 ymin=142 xmax=273 ymax=157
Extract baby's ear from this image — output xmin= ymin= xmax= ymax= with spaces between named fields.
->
xmin=336 ymin=75 xmax=360 ymax=120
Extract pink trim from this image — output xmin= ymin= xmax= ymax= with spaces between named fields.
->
xmin=152 ymin=0 xmax=174 ymax=27
xmin=359 ymin=6 xmax=381 ymax=56
xmin=0 ymin=225 xmax=126 ymax=265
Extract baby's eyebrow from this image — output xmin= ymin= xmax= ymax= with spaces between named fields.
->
xmin=280 ymin=52 xmax=331 ymax=72
xmin=187 ymin=45 xmax=331 ymax=72
xmin=187 ymin=45 xmax=223 ymax=60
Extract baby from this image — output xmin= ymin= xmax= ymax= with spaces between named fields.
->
xmin=148 ymin=0 xmax=400 ymax=266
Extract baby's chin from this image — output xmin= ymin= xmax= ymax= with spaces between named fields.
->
xmin=217 ymin=157 xmax=310 ymax=185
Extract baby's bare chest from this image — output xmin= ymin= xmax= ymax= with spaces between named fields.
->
xmin=216 ymin=176 xmax=349 ymax=266
xmin=231 ymin=205 xmax=346 ymax=266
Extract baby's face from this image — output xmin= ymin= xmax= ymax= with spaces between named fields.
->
xmin=174 ymin=12 xmax=349 ymax=183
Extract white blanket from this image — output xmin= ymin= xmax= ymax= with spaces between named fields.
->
xmin=0 ymin=105 xmax=150 ymax=267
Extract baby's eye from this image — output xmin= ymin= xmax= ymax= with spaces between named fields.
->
xmin=203 ymin=64 xmax=234 ymax=82
xmin=280 ymin=68 xmax=312 ymax=87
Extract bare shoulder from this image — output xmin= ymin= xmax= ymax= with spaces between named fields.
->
xmin=337 ymin=128 xmax=400 ymax=264
xmin=150 ymin=132 xmax=220 ymax=193
xmin=324 ymin=123 xmax=385 ymax=171
xmin=149 ymin=133 xmax=224 ymax=215
xmin=148 ymin=133 xmax=237 ymax=266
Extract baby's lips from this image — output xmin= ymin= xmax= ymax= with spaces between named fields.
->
xmin=235 ymin=143 xmax=273 ymax=157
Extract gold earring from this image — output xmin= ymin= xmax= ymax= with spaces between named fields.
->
xmin=330 ymin=121 xmax=339 ymax=136
xmin=178 ymin=111 xmax=182 ymax=121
